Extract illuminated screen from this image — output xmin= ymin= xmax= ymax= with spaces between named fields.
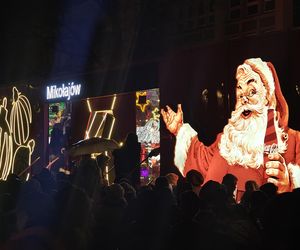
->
xmin=160 ymin=56 xmax=300 ymax=201
xmin=68 ymin=88 xmax=160 ymax=186
xmin=48 ymin=102 xmax=71 ymax=162
xmin=136 ymin=89 xmax=160 ymax=186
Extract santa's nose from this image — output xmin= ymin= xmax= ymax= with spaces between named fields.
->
xmin=241 ymin=96 xmax=249 ymax=104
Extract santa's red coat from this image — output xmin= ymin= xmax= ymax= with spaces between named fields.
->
xmin=175 ymin=124 xmax=300 ymax=199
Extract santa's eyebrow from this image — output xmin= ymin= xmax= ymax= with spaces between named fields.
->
xmin=247 ymin=79 xmax=255 ymax=84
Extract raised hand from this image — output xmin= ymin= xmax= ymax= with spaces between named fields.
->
xmin=265 ymin=153 xmax=291 ymax=193
xmin=161 ymin=104 xmax=183 ymax=136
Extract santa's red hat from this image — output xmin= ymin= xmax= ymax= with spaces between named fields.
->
xmin=243 ymin=58 xmax=289 ymax=129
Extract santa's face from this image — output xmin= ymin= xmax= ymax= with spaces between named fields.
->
xmin=235 ymin=67 xmax=268 ymax=119
xmin=219 ymin=65 xmax=269 ymax=168
xmin=219 ymin=62 xmax=286 ymax=169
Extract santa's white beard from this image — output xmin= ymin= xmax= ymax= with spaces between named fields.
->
xmin=219 ymin=103 xmax=287 ymax=169
xmin=219 ymin=103 xmax=268 ymax=169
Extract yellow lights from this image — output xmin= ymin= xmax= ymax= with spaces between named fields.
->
xmin=105 ymin=165 xmax=109 ymax=185
xmin=0 ymin=87 xmax=35 ymax=180
xmin=108 ymin=117 xmax=115 ymax=139
xmin=91 ymin=153 xmax=100 ymax=159
xmin=111 ymin=94 xmax=117 ymax=110
xmin=85 ymin=111 xmax=109 ymax=139
xmin=119 ymin=142 xmax=124 ymax=147
xmin=0 ymin=97 xmax=13 ymax=180
xmin=10 ymin=87 xmax=32 ymax=146
xmin=136 ymin=91 xmax=150 ymax=112
xmin=96 ymin=112 xmax=108 ymax=138
xmin=151 ymin=107 xmax=160 ymax=120
xmin=216 ymin=90 xmax=223 ymax=99
xmin=87 ymin=99 xmax=92 ymax=113
xmin=85 ymin=95 xmax=117 ymax=140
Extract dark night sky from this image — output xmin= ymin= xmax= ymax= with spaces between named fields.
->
xmin=0 ymin=0 xmax=112 ymax=85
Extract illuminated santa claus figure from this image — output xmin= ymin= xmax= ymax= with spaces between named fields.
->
xmin=161 ymin=58 xmax=300 ymax=199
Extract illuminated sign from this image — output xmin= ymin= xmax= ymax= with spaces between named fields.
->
xmin=46 ymin=82 xmax=81 ymax=101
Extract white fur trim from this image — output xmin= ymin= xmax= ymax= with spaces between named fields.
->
xmin=287 ymin=163 xmax=300 ymax=189
xmin=174 ymin=123 xmax=197 ymax=175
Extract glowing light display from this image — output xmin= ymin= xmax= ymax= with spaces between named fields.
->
xmin=84 ymin=96 xmax=117 ymax=185
xmin=108 ymin=117 xmax=115 ymax=139
xmin=85 ymin=96 xmax=117 ymax=140
xmin=136 ymin=91 xmax=150 ymax=112
xmin=0 ymin=98 xmax=13 ymax=180
xmin=0 ymin=87 xmax=35 ymax=180
xmin=136 ymin=88 xmax=160 ymax=186
xmin=10 ymin=87 xmax=32 ymax=146
xmin=151 ymin=107 xmax=160 ymax=120
xmin=111 ymin=94 xmax=116 ymax=110
xmin=87 ymin=99 xmax=92 ymax=113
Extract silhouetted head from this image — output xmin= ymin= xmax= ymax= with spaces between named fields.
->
xmin=260 ymin=182 xmax=278 ymax=198
xmin=120 ymin=181 xmax=136 ymax=203
xmin=96 ymin=154 xmax=110 ymax=170
xmin=186 ymin=169 xmax=204 ymax=187
xmin=155 ymin=176 xmax=170 ymax=190
xmin=165 ymin=172 xmax=179 ymax=186
xmin=245 ymin=180 xmax=259 ymax=192
xmin=199 ymin=180 xmax=227 ymax=207
xmin=222 ymin=173 xmax=238 ymax=195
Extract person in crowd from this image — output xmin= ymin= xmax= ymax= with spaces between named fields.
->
xmin=120 ymin=181 xmax=137 ymax=204
xmin=186 ymin=169 xmax=204 ymax=196
xmin=165 ymin=172 xmax=179 ymax=192
xmin=240 ymin=180 xmax=259 ymax=209
xmin=259 ymin=182 xmax=278 ymax=199
xmin=92 ymin=183 xmax=127 ymax=250
xmin=113 ymin=133 xmax=141 ymax=189
xmin=96 ymin=153 xmax=110 ymax=186
xmin=222 ymin=173 xmax=238 ymax=204
xmin=73 ymin=156 xmax=101 ymax=198
xmin=262 ymin=191 xmax=300 ymax=250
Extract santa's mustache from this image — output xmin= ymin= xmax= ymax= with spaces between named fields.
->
xmin=231 ymin=103 xmax=266 ymax=122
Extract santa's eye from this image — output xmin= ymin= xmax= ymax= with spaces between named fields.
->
xmin=248 ymin=89 xmax=256 ymax=97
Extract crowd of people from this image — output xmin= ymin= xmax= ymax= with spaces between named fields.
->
xmin=1 ymin=158 xmax=299 ymax=250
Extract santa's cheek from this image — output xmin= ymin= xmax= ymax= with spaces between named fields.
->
xmin=249 ymin=96 xmax=261 ymax=105
xmin=236 ymin=101 xmax=243 ymax=108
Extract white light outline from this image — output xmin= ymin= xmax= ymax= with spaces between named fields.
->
xmin=104 ymin=151 xmax=109 ymax=184
xmin=108 ymin=117 xmax=115 ymax=139
xmin=0 ymin=98 xmax=13 ymax=180
xmin=10 ymin=87 xmax=32 ymax=146
xmin=96 ymin=112 xmax=107 ymax=138
xmin=110 ymin=94 xmax=117 ymax=110
xmin=0 ymin=87 xmax=35 ymax=180
xmin=87 ymin=99 xmax=92 ymax=113
xmin=85 ymin=95 xmax=117 ymax=139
